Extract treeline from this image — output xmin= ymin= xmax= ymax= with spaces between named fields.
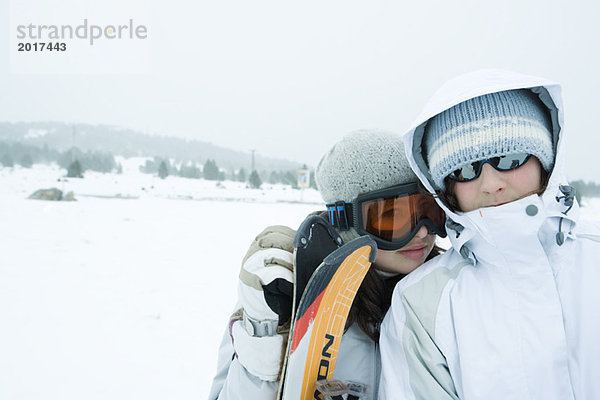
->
xmin=59 ymin=148 xmax=118 ymax=173
xmin=0 ymin=121 xmax=303 ymax=173
xmin=0 ymin=141 xmax=317 ymax=189
xmin=140 ymin=157 xmax=317 ymax=189
xmin=0 ymin=142 xmax=60 ymax=167
xmin=570 ymin=180 xmax=600 ymax=204
xmin=0 ymin=141 xmax=119 ymax=173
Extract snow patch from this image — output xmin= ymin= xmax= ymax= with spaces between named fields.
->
xmin=24 ymin=128 xmax=49 ymax=139
xmin=0 ymin=164 xmax=321 ymax=399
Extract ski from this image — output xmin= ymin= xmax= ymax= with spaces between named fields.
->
xmin=292 ymin=216 xmax=344 ymax=313
xmin=278 ymin=233 xmax=376 ymax=400
xmin=277 ymin=215 xmax=343 ymax=398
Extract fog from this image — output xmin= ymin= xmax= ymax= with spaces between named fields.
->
xmin=2 ymin=0 xmax=599 ymax=180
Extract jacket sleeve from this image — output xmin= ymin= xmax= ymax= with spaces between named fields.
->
xmin=207 ymin=326 xmax=279 ymax=400
xmin=378 ymin=284 xmax=459 ymax=400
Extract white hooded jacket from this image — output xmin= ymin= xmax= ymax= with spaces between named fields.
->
xmin=378 ymin=70 xmax=600 ymax=400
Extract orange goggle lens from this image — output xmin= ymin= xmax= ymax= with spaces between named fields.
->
xmin=361 ymin=193 xmax=445 ymax=242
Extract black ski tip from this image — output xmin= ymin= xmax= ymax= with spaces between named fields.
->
xmin=293 ymin=214 xmax=343 ymax=249
xmin=323 ymin=235 xmax=377 ymax=266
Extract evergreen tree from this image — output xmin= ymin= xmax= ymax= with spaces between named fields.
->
xmin=203 ymin=159 xmax=220 ymax=181
xmin=1 ymin=153 xmax=14 ymax=167
xmin=309 ymin=171 xmax=317 ymax=189
xmin=237 ymin=168 xmax=247 ymax=182
xmin=58 ymin=148 xmax=116 ymax=173
xmin=179 ymin=162 xmax=201 ymax=179
xmin=60 ymin=148 xmax=83 ymax=169
xmin=269 ymin=170 xmax=280 ymax=184
xmin=283 ymin=170 xmax=298 ymax=188
xmin=248 ymin=170 xmax=262 ymax=189
xmin=86 ymin=152 xmax=116 ymax=173
xmin=570 ymin=179 xmax=600 ymax=204
xmin=19 ymin=154 xmax=33 ymax=168
xmin=67 ymin=159 xmax=84 ymax=178
xmin=158 ymin=161 xmax=169 ymax=179
xmin=140 ymin=159 xmax=158 ymax=174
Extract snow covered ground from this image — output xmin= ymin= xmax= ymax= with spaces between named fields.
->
xmin=1 ymin=163 xmax=599 ymax=399
xmin=0 ymin=164 xmax=321 ymax=400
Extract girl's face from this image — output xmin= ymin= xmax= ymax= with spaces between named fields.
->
xmin=373 ymin=226 xmax=436 ymax=274
xmin=452 ymin=156 xmax=543 ymax=212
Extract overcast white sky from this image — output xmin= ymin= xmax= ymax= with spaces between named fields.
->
xmin=2 ymin=0 xmax=599 ymax=181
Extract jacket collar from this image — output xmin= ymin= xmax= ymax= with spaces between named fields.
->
xmin=446 ymin=189 xmax=579 ymax=264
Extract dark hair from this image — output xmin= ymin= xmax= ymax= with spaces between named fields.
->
xmin=437 ymin=179 xmax=460 ymax=212
xmin=344 ymin=181 xmax=445 ymax=341
xmin=346 ymin=244 xmax=443 ymax=342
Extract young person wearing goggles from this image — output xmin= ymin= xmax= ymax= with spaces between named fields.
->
xmin=379 ymin=70 xmax=600 ymax=400
xmin=209 ymin=130 xmax=446 ymax=400
xmin=326 ymin=182 xmax=446 ymax=252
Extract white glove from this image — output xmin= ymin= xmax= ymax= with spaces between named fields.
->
xmin=230 ymin=225 xmax=295 ymax=381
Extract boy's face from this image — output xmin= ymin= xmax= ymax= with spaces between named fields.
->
xmin=453 ymin=156 xmax=543 ymax=212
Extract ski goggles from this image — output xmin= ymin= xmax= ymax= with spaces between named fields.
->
xmin=326 ymin=182 xmax=446 ymax=251
xmin=447 ymin=152 xmax=532 ymax=182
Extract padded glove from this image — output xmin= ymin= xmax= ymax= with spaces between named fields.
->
xmin=230 ymin=225 xmax=296 ymax=381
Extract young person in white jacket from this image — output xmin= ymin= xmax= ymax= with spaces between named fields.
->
xmin=378 ymin=69 xmax=600 ymax=400
xmin=208 ymin=130 xmax=446 ymax=399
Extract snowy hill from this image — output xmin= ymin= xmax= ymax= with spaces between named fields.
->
xmin=0 ymin=121 xmax=306 ymax=172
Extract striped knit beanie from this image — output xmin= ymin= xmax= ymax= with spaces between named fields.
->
xmin=424 ymin=89 xmax=554 ymax=190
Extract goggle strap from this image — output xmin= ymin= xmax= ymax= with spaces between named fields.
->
xmin=325 ymin=201 xmax=354 ymax=231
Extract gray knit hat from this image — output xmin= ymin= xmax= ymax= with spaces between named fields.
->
xmin=424 ymin=89 xmax=554 ymax=189
xmin=316 ymin=129 xmax=418 ymax=243
xmin=316 ymin=129 xmax=417 ymax=202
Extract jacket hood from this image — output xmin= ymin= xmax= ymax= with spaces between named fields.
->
xmin=403 ymin=69 xmax=577 ymax=252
